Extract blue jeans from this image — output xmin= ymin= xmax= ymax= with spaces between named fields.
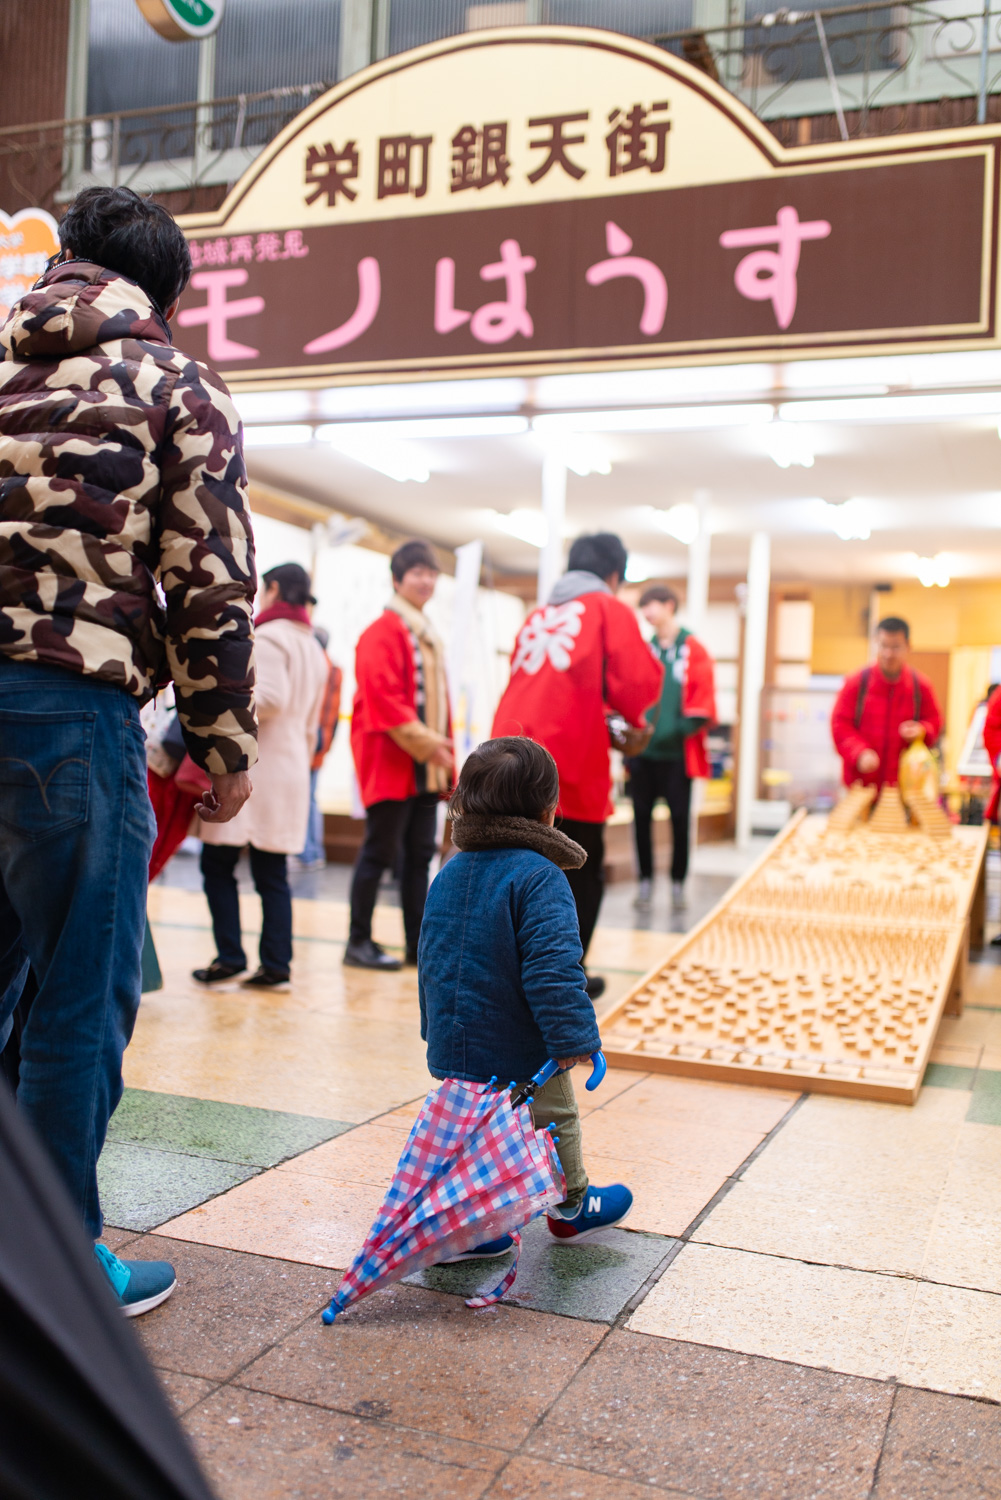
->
xmin=0 ymin=658 xmax=154 ymax=1238
xmin=300 ymin=768 xmax=324 ymax=863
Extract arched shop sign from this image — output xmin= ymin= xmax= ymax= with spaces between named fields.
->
xmin=176 ymin=25 xmax=1001 ymax=388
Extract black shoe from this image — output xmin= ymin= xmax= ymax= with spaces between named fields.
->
xmin=192 ymin=960 xmax=245 ymax=985
xmin=584 ymin=973 xmax=606 ymax=1001
xmin=343 ymin=939 xmax=402 ymax=971
xmin=241 ymin=966 xmax=290 ymax=989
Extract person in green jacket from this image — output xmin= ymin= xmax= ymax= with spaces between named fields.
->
xmin=626 ymin=586 xmax=716 ymax=913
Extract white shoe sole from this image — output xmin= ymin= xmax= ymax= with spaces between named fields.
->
xmin=548 ymin=1207 xmax=632 ymax=1243
xmin=121 ymin=1278 xmax=177 ymax=1317
xmin=437 ymin=1247 xmax=513 ymax=1264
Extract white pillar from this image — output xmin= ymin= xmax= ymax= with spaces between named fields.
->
xmin=338 ymin=0 xmax=374 ymax=80
xmin=685 ymin=489 xmax=711 ymax=641
xmin=736 ymin=531 xmax=771 ymax=850
xmin=537 ymin=456 xmax=566 ymax=607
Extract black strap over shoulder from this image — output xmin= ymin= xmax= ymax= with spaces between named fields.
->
xmin=854 ymin=665 xmax=922 ymax=727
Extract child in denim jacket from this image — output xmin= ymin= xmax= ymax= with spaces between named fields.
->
xmin=419 ymin=736 xmax=632 ymax=1253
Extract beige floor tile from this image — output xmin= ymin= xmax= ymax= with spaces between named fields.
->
xmin=627 ymin=1242 xmax=915 ymax=1381
xmin=929 ymin=1043 xmax=984 ymax=1068
xmin=592 ymin=1073 xmax=798 ymax=1133
xmin=157 ymin=1167 xmax=385 ymax=1269
xmin=935 ymin=1008 xmax=1001 ymax=1049
xmin=280 ymin=1121 xmax=412 ymax=1185
xmin=693 ymin=1180 xmax=942 ymax=1277
xmin=962 ymin=962 xmax=1001 ymax=1006
xmin=899 ymin=1281 xmax=1001 ymax=1402
xmin=576 ymin=1066 xmax=650 ymax=1116
xmin=584 ymin=1151 xmax=730 ymax=1237
xmin=763 ymin=1088 xmax=969 ymax=1147
xmin=981 ymin=1046 xmax=1001 ymax=1070
xmin=588 ymin=927 xmax=681 ymax=976
xmin=920 ymin=1201 xmax=1001 ymax=1295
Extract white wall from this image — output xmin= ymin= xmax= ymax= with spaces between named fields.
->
xmin=248 ymin=507 xmax=524 ymax=815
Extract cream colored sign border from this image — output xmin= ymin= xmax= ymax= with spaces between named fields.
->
xmin=176 ymin=25 xmax=1001 ymax=385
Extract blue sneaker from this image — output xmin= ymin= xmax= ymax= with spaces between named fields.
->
xmin=437 ymin=1234 xmax=515 ymax=1264
xmin=547 ymin=1184 xmax=633 ymax=1242
xmin=94 ymin=1243 xmax=177 ymax=1317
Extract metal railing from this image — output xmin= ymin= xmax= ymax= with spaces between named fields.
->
xmin=0 ymin=83 xmax=332 ymax=215
xmin=652 ymin=1 xmax=1001 ymax=138
xmin=3 ymin=3 xmax=1001 ymax=213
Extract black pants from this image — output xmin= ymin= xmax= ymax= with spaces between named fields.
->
xmin=628 ymin=757 xmax=693 ymax=882
xmin=349 ymin=794 xmax=439 ymax=951
xmin=558 ymin=818 xmax=605 ymax=964
xmin=201 ymin=844 xmax=292 ymax=976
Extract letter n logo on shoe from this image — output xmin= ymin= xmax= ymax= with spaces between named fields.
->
xmin=587 ymin=1194 xmax=602 ymax=1215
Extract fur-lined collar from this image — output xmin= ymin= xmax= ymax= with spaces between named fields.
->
xmin=450 ymin=813 xmax=586 ymax=869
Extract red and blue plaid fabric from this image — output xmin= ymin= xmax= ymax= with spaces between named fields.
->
xmin=323 ymin=1079 xmax=565 ymax=1322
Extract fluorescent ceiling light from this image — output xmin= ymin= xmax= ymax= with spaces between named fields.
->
xmin=535 ymin=365 xmax=773 ymax=408
xmin=648 ymin=503 xmax=700 ymax=545
xmin=492 ymin=508 xmax=549 ymax=548
xmin=317 ymin=378 xmax=526 ymax=419
xmin=534 ymin=404 xmax=772 ymax=435
xmin=242 ymin=424 xmax=313 ymax=447
xmin=235 ymin=391 xmax=313 ymax=423
xmin=315 ymin=424 xmax=429 ymax=482
xmin=766 ymin=421 xmax=814 ymax=469
xmin=318 ymin=415 xmax=527 ymax=440
xmin=822 ymin=499 xmax=871 ymax=540
xmin=913 ymin=553 xmax=951 ymax=588
xmin=779 ymin=393 xmax=1001 ymax=423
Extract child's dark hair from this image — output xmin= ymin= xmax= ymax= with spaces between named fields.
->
xmin=450 ymin=737 xmax=559 ymax=821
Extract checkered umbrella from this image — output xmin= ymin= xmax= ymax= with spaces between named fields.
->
xmin=322 ymin=1053 xmax=606 ymax=1323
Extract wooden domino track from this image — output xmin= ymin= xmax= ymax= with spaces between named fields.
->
xmin=600 ymin=808 xmax=988 ymax=1103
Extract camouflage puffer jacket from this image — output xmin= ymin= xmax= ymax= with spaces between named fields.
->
xmin=0 ymin=261 xmax=257 ymax=775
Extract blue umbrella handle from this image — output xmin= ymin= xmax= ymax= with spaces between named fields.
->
xmin=511 ymin=1051 xmax=606 ymax=1107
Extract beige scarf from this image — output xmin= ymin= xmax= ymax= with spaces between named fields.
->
xmin=386 ymin=594 xmax=450 ymax=792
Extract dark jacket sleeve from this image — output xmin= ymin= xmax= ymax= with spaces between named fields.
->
xmin=514 ymin=863 xmax=602 ymax=1060
xmin=158 ymin=361 xmax=258 ymax=775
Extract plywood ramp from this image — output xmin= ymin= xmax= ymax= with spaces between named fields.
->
xmin=600 ymin=810 xmax=988 ymax=1104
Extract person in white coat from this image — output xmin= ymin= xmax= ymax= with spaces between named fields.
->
xmin=194 ymin=563 xmax=329 ymax=989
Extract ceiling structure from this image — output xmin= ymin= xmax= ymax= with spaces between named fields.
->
xmin=237 ymin=350 xmax=1001 ymax=586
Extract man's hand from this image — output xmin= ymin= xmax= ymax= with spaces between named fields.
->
xmin=857 ymin=749 xmax=880 ymax=773
xmin=557 ymin=1053 xmax=593 ymax=1071
xmin=899 ymin=720 xmax=923 ymax=742
xmin=428 ymin=743 xmax=454 ymax=771
xmin=196 ymin=770 xmax=253 ymax=823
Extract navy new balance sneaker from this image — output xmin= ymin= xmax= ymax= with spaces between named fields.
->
xmin=437 ymin=1234 xmax=515 ymax=1264
xmin=94 ymin=1243 xmax=177 ymax=1317
xmin=547 ymin=1184 xmax=633 ymax=1242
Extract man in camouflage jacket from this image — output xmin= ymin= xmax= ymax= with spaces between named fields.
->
xmin=0 ymin=187 xmax=257 ymax=1314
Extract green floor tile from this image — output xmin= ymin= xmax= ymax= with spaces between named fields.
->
xmin=967 ymin=1069 xmax=1001 ymax=1125
xmin=98 ymin=1142 xmax=258 ymax=1232
xmin=922 ymin=1062 xmax=976 ymax=1091
xmin=107 ymin=1089 xmax=353 ymax=1167
xmin=406 ymin=1218 xmax=675 ymax=1323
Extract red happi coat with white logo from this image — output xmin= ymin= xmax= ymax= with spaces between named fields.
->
xmin=492 ymin=590 xmax=664 ymax=822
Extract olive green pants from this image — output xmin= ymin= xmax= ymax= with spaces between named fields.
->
xmin=529 ymin=1070 xmax=588 ymax=1211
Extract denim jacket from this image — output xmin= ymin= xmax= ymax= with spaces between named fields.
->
xmin=418 ymin=815 xmax=601 ymax=1084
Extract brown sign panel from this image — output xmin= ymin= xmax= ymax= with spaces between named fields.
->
xmin=176 ymin=28 xmax=1001 ymax=387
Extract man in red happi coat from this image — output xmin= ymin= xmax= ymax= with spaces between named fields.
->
xmin=492 ymin=534 xmax=663 ymax=998
xmin=346 ymin=540 xmax=454 ymax=972
xmin=830 ymin=616 xmax=942 ymax=791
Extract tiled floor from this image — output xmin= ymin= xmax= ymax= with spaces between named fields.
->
xmin=91 ymin=864 xmax=1001 ymax=1497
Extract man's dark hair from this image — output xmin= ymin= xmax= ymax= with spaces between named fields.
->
xmin=263 ymin=562 xmax=314 ymax=607
xmin=391 ymin=539 xmax=440 ymax=582
xmin=567 ymin=532 xmax=628 ymax=585
xmin=58 ymin=186 xmax=192 ymax=314
xmin=639 ymin=584 xmax=679 ymax=610
xmin=877 ymin=616 xmax=910 ymax=641
xmin=450 ymin=737 xmax=559 ymax=822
